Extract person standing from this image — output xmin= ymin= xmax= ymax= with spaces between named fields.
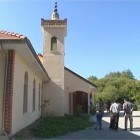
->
xmin=109 ymin=100 xmax=120 ymax=131
xmin=109 ymin=109 xmax=114 ymax=130
xmin=123 ymin=99 xmax=133 ymax=131
xmin=94 ymin=109 xmax=103 ymax=130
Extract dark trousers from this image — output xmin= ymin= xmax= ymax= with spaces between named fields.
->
xmin=110 ymin=113 xmax=119 ymax=130
xmin=95 ymin=120 xmax=102 ymax=129
xmin=109 ymin=115 xmax=114 ymax=129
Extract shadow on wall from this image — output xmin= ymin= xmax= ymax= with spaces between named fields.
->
xmin=42 ymin=81 xmax=90 ymax=116
xmin=42 ymin=80 xmax=65 ymax=116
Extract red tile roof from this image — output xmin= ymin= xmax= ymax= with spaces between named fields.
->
xmin=38 ymin=53 xmax=43 ymax=57
xmin=0 ymin=30 xmax=26 ymax=40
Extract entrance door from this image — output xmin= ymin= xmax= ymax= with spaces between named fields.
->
xmin=73 ymin=91 xmax=88 ymax=114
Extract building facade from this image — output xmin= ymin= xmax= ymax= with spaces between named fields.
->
xmin=41 ymin=3 xmax=96 ymax=116
xmin=0 ymin=2 xmax=97 ymax=136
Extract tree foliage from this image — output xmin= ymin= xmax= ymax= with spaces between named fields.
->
xmin=88 ymin=69 xmax=140 ymax=110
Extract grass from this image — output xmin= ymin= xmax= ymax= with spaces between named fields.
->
xmin=15 ymin=114 xmax=94 ymax=139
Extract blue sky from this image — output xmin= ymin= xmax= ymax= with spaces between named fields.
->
xmin=1 ymin=0 xmax=140 ymax=79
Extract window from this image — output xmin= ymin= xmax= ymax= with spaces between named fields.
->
xmin=23 ymin=71 xmax=28 ymax=114
xmin=38 ymin=84 xmax=41 ymax=110
xmin=51 ymin=37 xmax=57 ymax=51
xmin=33 ymin=79 xmax=36 ymax=111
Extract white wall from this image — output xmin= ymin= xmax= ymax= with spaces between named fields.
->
xmin=12 ymin=52 xmax=42 ymax=134
xmin=64 ymin=69 xmax=96 ymax=114
xmin=0 ymin=50 xmax=5 ymax=135
xmin=42 ymin=68 xmax=96 ymax=116
xmin=43 ymin=27 xmax=65 ymax=87
xmin=42 ymin=81 xmax=64 ymax=116
xmin=42 ymin=26 xmax=66 ymax=116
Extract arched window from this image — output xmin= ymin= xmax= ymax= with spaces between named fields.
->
xmin=51 ymin=37 xmax=57 ymax=51
xmin=33 ymin=79 xmax=36 ymax=111
xmin=23 ymin=71 xmax=28 ymax=114
xmin=38 ymin=84 xmax=41 ymax=110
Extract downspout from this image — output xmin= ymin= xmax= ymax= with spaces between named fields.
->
xmin=0 ymin=42 xmax=8 ymax=136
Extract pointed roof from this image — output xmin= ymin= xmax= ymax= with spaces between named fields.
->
xmin=65 ymin=67 xmax=97 ymax=88
xmin=0 ymin=30 xmax=50 ymax=81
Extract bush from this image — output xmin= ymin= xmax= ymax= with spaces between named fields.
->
xmin=74 ymin=105 xmax=82 ymax=116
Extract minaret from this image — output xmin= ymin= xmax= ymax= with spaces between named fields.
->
xmin=51 ymin=2 xmax=59 ymax=20
xmin=41 ymin=2 xmax=67 ymax=116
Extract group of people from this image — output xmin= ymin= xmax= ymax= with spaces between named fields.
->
xmin=94 ymin=98 xmax=133 ymax=131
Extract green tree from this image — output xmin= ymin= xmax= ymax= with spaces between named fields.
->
xmin=88 ymin=69 xmax=140 ymax=110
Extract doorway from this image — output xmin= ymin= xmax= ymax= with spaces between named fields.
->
xmin=73 ymin=91 xmax=88 ymax=114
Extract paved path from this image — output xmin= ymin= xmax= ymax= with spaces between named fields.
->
xmin=49 ymin=111 xmax=140 ymax=139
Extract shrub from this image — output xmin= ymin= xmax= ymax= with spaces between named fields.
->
xmin=74 ymin=105 xmax=82 ymax=116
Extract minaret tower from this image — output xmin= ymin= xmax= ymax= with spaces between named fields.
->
xmin=41 ymin=2 xmax=67 ymax=116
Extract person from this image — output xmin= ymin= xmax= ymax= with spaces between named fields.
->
xmin=94 ymin=109 xmax=103 ymax=130
xmin=109 ymin=100 xmax=121 ymax=131
xmin=123 ymin=99 xmax=133 ymax=131
xmin=109 ymin=101 xmax=114 ymax=129
xmin=107 ymin=100 xmax=111 ymax=113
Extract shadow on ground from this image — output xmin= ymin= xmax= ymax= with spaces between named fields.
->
xmin=49 ymin=111 xmax=140 ymax=139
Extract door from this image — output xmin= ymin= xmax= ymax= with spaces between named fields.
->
xmin=73 ymin=91 xmax=88 ymax=114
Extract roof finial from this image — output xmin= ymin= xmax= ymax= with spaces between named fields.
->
xmin=51 ymin=2 xmax=59 ymax=20
xmin=54 ymin=2 xmax=57 ymax=12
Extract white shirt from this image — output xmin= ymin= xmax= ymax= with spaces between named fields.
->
xmin=110 ymin=102 xmax=119 ymax=113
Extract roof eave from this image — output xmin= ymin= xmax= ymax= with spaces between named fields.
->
xmin=0 ymin=38 xmax=50 ymax=82
xmin=25 ymin=38 xmax=50 ymax=81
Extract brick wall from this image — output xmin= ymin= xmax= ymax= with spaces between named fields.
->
xmin=4 ymin=50 xmax=15 ymax=135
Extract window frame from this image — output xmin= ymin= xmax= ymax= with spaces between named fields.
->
xmin=51 ymin=37 xmax=57 ymax=52
xmin=33 ymin=79 xmax=36 ymax=111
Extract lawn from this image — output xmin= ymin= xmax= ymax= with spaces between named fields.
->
xmin=15 ymin=115 xmax=94 ymax=139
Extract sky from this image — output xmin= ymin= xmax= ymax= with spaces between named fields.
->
xmin=1 ymin=0 xmax=140 ymax=80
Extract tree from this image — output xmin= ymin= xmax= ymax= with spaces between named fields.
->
xmin=88 ymin=69 xmax=140 ymax=110
xmin=88 ymin=76 xmax=98 ymax=83
xmin=122 ymin=69 xmax=135 ymax=80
